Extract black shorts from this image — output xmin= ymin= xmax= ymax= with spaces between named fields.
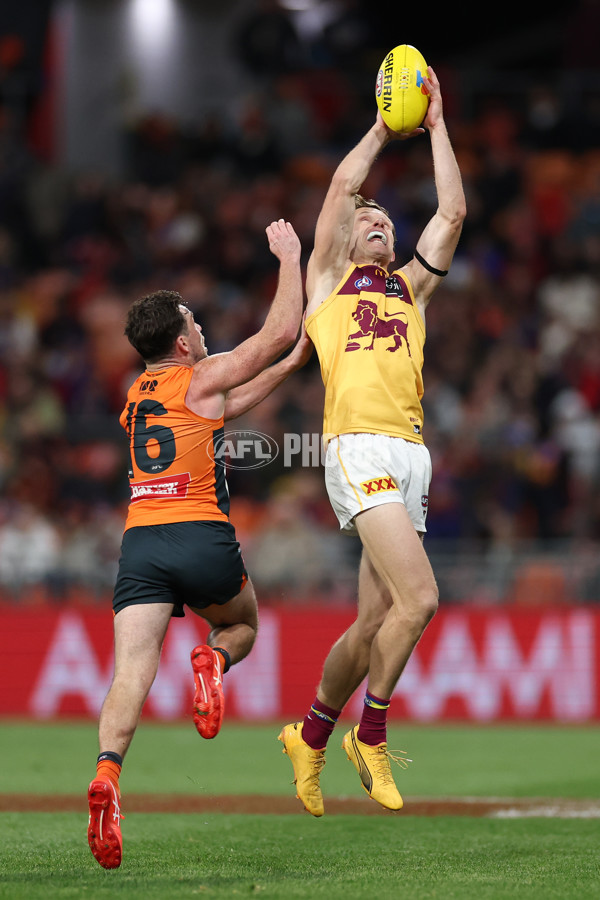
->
xmin=113 ymin=521 xmax=248 ymax=617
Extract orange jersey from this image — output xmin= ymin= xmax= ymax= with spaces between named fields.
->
xmin=119 ymin=365 xmax=229 ymax=531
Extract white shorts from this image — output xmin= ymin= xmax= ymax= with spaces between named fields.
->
xmin=324 ymin=433 xmax=432 ymax=535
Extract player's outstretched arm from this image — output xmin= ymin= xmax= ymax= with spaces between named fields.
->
xmin=193 ymin=220 xmax=303 ymax=398
xmin=307 ymin=111 xmax=425 ymax=314
xmin=224 ymin=321 xmax=313 ymax=421
xmin=403 ymin=67 xmax=466 ymax=308
xmin=307 ymin=117 xmax=392 ymax=308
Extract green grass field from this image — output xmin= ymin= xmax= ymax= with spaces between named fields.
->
xmin=2 ymin=720 xmax=599 ymax=798
xmin=1 ymin=720 xmax=599 ymax=899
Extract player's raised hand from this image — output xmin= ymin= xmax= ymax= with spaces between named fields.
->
xmin=376 ymin=108 xmax=425 ymax=141
xmin=266 ymin=219 xmax=301 ymax=262
xmin=422 ymin=67 xmax=444 ymax=130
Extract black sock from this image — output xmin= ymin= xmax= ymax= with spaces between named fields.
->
xmin=213 ymin=646 xmax=231 ymax=673
xmin=97 ymin=751 xmax=123 ymax=766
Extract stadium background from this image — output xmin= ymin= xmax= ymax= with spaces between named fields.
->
xmin=1 ymin=0 xmax=600 ymax=724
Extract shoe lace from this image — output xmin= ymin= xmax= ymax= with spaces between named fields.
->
xmin=293 ymin=751 xmax=326 ymax=791
xmin=308 ymin=753 xmax=326 ymax=785
xmin=373 ymin=746 xmax=412 ymax=784
xmin=112 ymin=785 xmax=125 ymax=824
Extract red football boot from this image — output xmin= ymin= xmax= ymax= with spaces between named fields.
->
xmin=191 ymin=644 xmax=224 ymax=739
xmin=87 ymin=777 xmax=124 ymax=869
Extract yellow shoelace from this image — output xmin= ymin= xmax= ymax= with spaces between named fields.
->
xmin=371 ymin=746 xmax=412 ymax=784
xmin=307 ymin=753 xmax=326 ymax=785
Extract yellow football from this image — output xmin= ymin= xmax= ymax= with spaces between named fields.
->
xmin=375 ymin=44 xmax=430 ymax=133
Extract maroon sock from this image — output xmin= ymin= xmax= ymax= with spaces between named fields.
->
xmin=357 ymin=691 xmax=390 ymax=746
xmin=301 ymin=698 xmax=341 ymax=750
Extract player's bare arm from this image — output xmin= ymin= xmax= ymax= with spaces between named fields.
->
xmin=306 ymin=119 xmax=394 ymax=314
xmin=225 ymin=320 xmax=313 ymax=421
xmin=401 ymin=67 xmax=466 ymax=314
xmin=187 ymin=220 xmax=303 ymax=416
xmin=306 ymin=110 xmax=426 ymax=316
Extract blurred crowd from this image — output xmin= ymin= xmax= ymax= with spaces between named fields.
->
xmin=2 ymin=2 xmax=600 ymax=606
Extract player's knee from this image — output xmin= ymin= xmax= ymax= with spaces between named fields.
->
xmin=417 ymin=582 xmax=438 ymax=628
xmin=404 ymin=581 xmax=438 ymax=634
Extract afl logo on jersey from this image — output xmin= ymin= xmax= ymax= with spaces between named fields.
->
xmin=355 ymin=275 xmax=372 ymax=289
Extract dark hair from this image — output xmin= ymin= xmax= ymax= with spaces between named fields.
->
xmin=125 ymin=290 xmax=187 ymax=362
xmin=354 ymin=194 xmax=396 ymax=242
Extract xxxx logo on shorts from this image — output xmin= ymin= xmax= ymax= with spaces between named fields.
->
xmin=360 ymin=475 xmax=398 ymax=496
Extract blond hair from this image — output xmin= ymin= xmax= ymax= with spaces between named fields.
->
xmin=354 ymin=194 xmax=396 ymax=242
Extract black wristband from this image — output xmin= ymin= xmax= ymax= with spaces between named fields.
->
xmin=414 ymin=248 xmax=448 ymax=277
